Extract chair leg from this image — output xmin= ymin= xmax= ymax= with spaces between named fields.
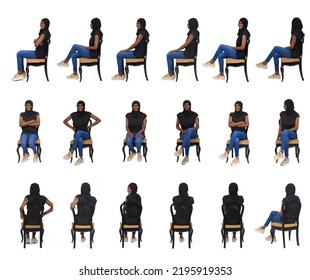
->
xmin=17 ymin=145 xmax=21 ymax=163
xmin=194 ymin=63 xmax=198 ymax=81
xmin=244 ymin=63 xmax=249 ymax=82
xmin=175 ymin=65 xmax=179 ymax=82
xmin=280 ymin=65 xmax=284 ymax=82
xmin=44 ymin=63 xmax=49 ymax=81
xmin=97 ymin=63 xmax=102 ymax=81
xmin=26 ymin=65 xmax=30 ymax=82
xmin=37 ymin=145 xmax=42 ymax=162
xmin=225 ymin=65 xmax=229 ymax=83
xmin=125 ymin=65 xmax=129 ymax=82
xmin=40 ymin=229 xmax=43 ymax=248
xmin=89 ymin=146 xmax=94 ymax=163
xmin=282 ymin=230 xmax=286 ymax=248
xmin=143 ymin=144 xmax=148 ymax=162
xmin=196 ymin=144 xmax=201 ymax=161
xmin=138 ymin=229 xmax=141 ymax=248
xmin=296 ymin=228 xmax=300 ymax=246
xmin=90 ymin=230 xmax=93 ymax=249
xmin=240 ymin=230 xmax=243 ymax=248
xmin=73 ymin=230 xmax=76 ymax=249
xmin=275 ymin=146 xmax=279 ymax=163
xmin=79 ymin=65 xmax=83 ymax=82
xmin=144 ymin=62 xmax=148 ymax=81
xmin=188 ymin=230 xmax=191 ymax=248
xmin=176 ymin=144 xmax=181 ymax=162
xmin=246 ymin=146 xmax=250 ymax=163
xmin=296 ymin=145 xmax=300 ymax=163
xmin=299 ymin=62 xmax=304 ymax=81
xmin=24 ymin=230 xmax=27 ymax=248
xmin=222 ymin=229 xmax=226 ymax=248
xmin=288 ymin=230 xmax=291 ymax=241
xmin=172 ymin=230 xmax=175 ymax=249
xmin=122 ymin=230 xmax=125 ymax=248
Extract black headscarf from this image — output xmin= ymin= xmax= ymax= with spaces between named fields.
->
xmin=179 ymin=183 xmax=189 ymax=197
xmin=131 ymin=100 xmax=142 ymax=119
xmin=91 ymin=18 xmax=102 ymax=35
xmin=30 ymin=183 xmax=40 ymax=196
xmin=137 ymin=18 xmax=147 ymax=35
xmin=291 ymin=17 xmax=303 ymax=34
xmin=81 ymin=182 xmax=91 ymax=195
xmin=24 ymin=100 xmax=34 ymax=117
xmin=285 ymin=183 xmax=296 ymax=196
xmin=188 ymin=18 xmax=199 ymax=33
xmin=76 ymin=100 xmax=87 ymax=118
xmin=229 ymin=182 xmax=238 ymax=196
xmin=128 ymin=182 xmax=138 ymax=194
xmin=234 ymin=101 xmax=243 ymax=118
xmin=39 ymin=18 xmax=50 ymax=35
xmin=238 ymin=17 xmax=249 ymax=36
xmin=182 ymin=100 xmax=194 ymax=118
xmin=284 ymin=99 xmax=295 ymax=116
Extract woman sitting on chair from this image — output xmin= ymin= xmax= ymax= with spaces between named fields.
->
xmin=12 ymin=18 xmax=51 ymax=81
xmin=256 ymin=17 xmax=304 ymax=79
xmin=203 ymin=18 xmax=250 ymax=80
xmin=162 ymin=18 xmax=199 ymax=80
xmin=63 ymin=100 xmax=101 ymax=166
xmin=273 ymin=99 xmax=299 ymax=166
xmin=125 ymin=101 xmax=147 ymax=162
xmin=57 ymin=18 xmax=103 ymax=80
xmin=19 ymin=100 xmax=40 ymax=163
xmin=219 ymin=101 xmax=249 ymax=166
xmin=112 ymin=18 xmax=149 ymax=80
xmin=174 ymin=100 xmax=199 ymax=165
xmin=19 ymin=183 xmax=53 ymax=245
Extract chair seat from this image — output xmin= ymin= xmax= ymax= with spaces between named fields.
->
xmin=79 ymin=58 xmax=99 ymax=63
xmin=271 ymin=222 xmax=298 ymax=228
xmin=70 ymin=139 xmax=93 ymax=145
xmin=226 ymin=58 xmax=245 ymax=64
xmin=171 ymin=224 xmax=192 ymax=230
xmin=281 ymin=57 xmax=300 ymax=63
xmin=226 ymin=139 xmax=249 ymax=145
xmin=24 ymin=225 xmax=42 ymax=229
xmin=276 ymin=139 xmax=299 ymax=145
xmin=73 ymin=224 xmax=94 ymax=229
xmin=177 ymin=137 xmax=200 ymax=144
xmin=126 ymin=58 xmax=145 ymax=63
xmin=176 ymin=58 xmax=195 ymax=63
xmin=18 ymin=139 xmax=41 ymax=145
xmin=223 ymin=223 xmax=243 ymax=229
xmin=122 ymin=224 xmax=141 ymax=229
xmin=27 ymin=59 xmax=46 ymax=63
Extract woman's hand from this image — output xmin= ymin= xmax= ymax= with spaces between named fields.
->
xmin=181 ymin=129 xmax=188 ymax=134
xmin=127 ymin=132 xmax=133 ymax=137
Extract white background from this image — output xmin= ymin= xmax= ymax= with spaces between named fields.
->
xmin=1 ymin=0 xmax=309 ymax=279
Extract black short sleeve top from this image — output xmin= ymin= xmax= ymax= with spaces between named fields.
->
xmin=177 ymin=111 xmax=198 ymax=130
xmin=126 ymin=112 xmax=147 ymax=132
xmin=229 ymin=111 xmax=248 ymax=133
xmin=35 ymin=29 xmax=51 ymax=58
xmin=134 ymin=29 xmax=149 ymax=58
xmin=71 ymin=111 xmax=91 ymax=132
xmin=280 ymin=111 xmax=299 ymax=131
xmin=184 ymin=30 xmax=199 ymax=58
xmin=236 ymin=29 xmax=250 ymax=59
xmin=89 ymin=30 xmax=103 ymax=58
xmin=291 ymin=30 xmax=304 ymax=58
xmin=20 ymin=111 xmax=39 ymax=135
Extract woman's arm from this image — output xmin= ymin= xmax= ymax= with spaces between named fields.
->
xmin=118 ymin=34 xmax=144 ymax=53
xmin=63 ymin=115 xmax=75 ymax=132
xmin=169 ymin=34 xmax=194 ymax=53
xmin=88 ymin=113 xmax=101 ymax=131
xmin=70 ymin=197 xmax=79 ymax=210
xmin=19 ymin=197 xmax=28 ymax=220
xmin=193 ymin=116 xmax=199 ymax=130
xmin=236 ymin=115 xmax=249 ymax=128
xmin=277 ymin=119 xmax=283 ymax=139
xmin=286 ymin=35 xmax=297 ymax=49
xmin=126 ymin=117 xmax=133 ymax=137
xmin=19 ymin=115 xmax=35 ymax=127
xmin=176 ymin=117 xmax=186 ymax=134
xmin=84 ymin=34 xmax=100 ymax=50
xmin=228 ymin=115 xmax=245 ymax=128
xmin=232 ymin=35 xmax=247 ymax=51
xmin=34 ymin=34 xmax=45 ymax=47
xmin=135 ymin=117 xmax=147 ymax=138
xmin=43 ymin=198 xmax=53 ymax=217
xmin=289 ymin=116 xmax=299 ymax=131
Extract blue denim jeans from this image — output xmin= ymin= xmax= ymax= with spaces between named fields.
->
xmin=17 ymin=50 xmax=37 ymax=72
xmin=116 ymin=51 xmax=135 ymax=74
xmin=211 ymin=44 xmax=237 ymax=73
xmin=20 ymin=133 xmax=38 ymax=154
xmin=280 ymin=129 xmax=297 ymax=157
xmin=166 ymin=51 xmax=186 ymax=74
xmin=265 ymin=46 xmax=292 ymax=72
xmin=227 ymin=131 xmax=247 ymax=157
xmin=180 ymin=128 xmax=198 ymax=156
xmin=65 ymin=44 xmax=91 ymax=72
xmin=126 ymin=132 xmax=145 ymax=153
xmin=263 ymin=210 xmax=282 ymax=235
xmin=71 ymin=130 xmax=90 ymax=157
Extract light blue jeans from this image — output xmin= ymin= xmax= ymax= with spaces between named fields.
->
xmin=126 ymin=132 xmax=145 ymax=153
xmin=180 ymin=128 xmax=198 ymax=156
xmin=20 ymin=133 xmax=38 ymax=154
xmin=280 ymin=129 xmax=297 ymax=157
xmin=117 ymin=51 xmax=135 ymax=74
xmin=71 ymin=130 xmax=90 ymax=157
xmin=17 ymin=50 xmax=37 ymax=72
xmin=166 ymin=51 xmax=186 ymax=74
xmin=265 ymin=46 xmax=292 ymax=72
xmin=211 ymin=44 xmax=237 ymax=73
xmin=263 ymin=210 xmax=282 ymax=235
xmin=65 ymin=44 xmax=91 ymax=72
xmin=227 ymin=131 xmax=247 ymax=157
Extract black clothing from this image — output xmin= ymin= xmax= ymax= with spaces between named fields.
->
xmin=134 ymin=29 xmax=149 ymax=58
xmin=177 ymin=111 xmax=198 ymax=130
xmin=229 ymin=111 xmax=248 ymax=133
xmin=35 ymin=29 xmax=51 ymax=59
xmin=123 ymin=193 xmax=142 ymax=225
xmin=172 ymin=194 xmax=194 ymax=225
xmin=20 ymin=111 xmax=39 ymax=135
xmin=280 ymin=111 xmax=299 ymax=131
xmin=282 ymin=195 xmax=301 ymax=223
xmin=236 ymin=29 xmax=250 ymax=59
xmin=75 ymin=194 xmax=97 ymax=225
xmin=71 ymin=111 xmax=91 ymax=132
xmin=126 ymin=112 xmax=146 ymax=132
xmin=25 ymin=194 xmax=46 ymax=224
xmin=89 ymin=29 xmax=103 ymax=58
xmin=291 ymin=30 xmax=304 ymax=58
xmin=184 ymin=29 xmax=199 ymax=58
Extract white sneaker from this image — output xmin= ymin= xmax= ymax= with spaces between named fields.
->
xmin=273 ymin=151 xmax=284 ymax=160
xmin=31 ymin=237 xmax=38 ymax=244
xmin=127 ymin=152 xmax=136 ymax=161
xmin=265 ymin=235 xmax=276 ymax=242
xmin=179 ymin=236 xmax=185 ymax=243
xmin=11 ymin=73 xmax=26 ymax=81
xmin=63 ymin=152 xmax=73 ymax=160
xmin=111 ymin=74 xmax=125 ymax=80
xmin=137 ymin=152 xmax=143 ymax=162
xmin=124 ymin=236 xmax=128 ymax=242
xmin=230 ymin=158 xmax=240 ymax=166
xmin=81 ymin=236 xmax=86 ymax=243
xmin=174 ymin=147 xmax=183 ymax=157
xmin=280 ymin=158 xmax=289 ymax=166
xmin=66 ymin=73 xmax=79 ymax=80
xmin=21 ymin=154 xmax=30 ymax=163
xmin=131 ymin=236 xmax=137 ymax=243
xmin=256 ymin=62 xmax=267 ymax=69
xmin=203 ymin=61 xmax=215 ymax=68
xmin=181 ymin=156 xmax=189 ymax=165
xmin=74 ymin=158 xmax=84 ymax=166
xmin=255 ymin=227 xmax=265 ymax=234
xmin=268 ymin=73 xmax=281 ymax=79
xmin=57 ymin=61 xmax=69 ymax=67
xmin=161 ymin=74 xmax=175 ymax=80
xmin=232 ymin=236 xmax=237 ymax=242
xmin=213 ymin=74 xmax=225 ymax=80
xmin=219 ymin=151 xmax=228 ymax=160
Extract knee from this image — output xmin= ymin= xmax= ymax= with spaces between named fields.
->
xmin=281 ymin=130 xmax=289 ymax=138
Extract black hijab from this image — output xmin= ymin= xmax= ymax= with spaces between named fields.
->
xmin=187 ymin=18 xmax=199 ymax=35
xmin=76 ymin=100 xmax=87 ymax=118
xmin=30 ymin=183 xmax=40 ymax=196
xmin=39 ymin=18 xmax=50 ymax=35
xmin=291 ymin=17 xmax=303 ymax=34
xmin=137 ymin=18 xmax=147 ymax=35
xmin=182 ymin=100 xmax=194 ymax=118
xmin=131 ymin=100 xmax=142 ymax=119
xmin=81 ymin=182 xmax=91 ymax=195
xmin=129 ymin=182 xmax=138 ymax=194
xmin=234 ymin=101 xmax=243 ymax=118
xmin=285 ymin=183 xmax=296 ymax=196
xmin=91 ymin=18 xmax=102 ymax=36
xmin=24 ymin=100 xmax=34 ymax=118
xmin=284 ymin=99 xmax=295 ymax=116
xmin=237 ymin=17 xmax=250 ymax=36
xmin=179 ymin=183 xmax=189 ymax=197
xmin=228 ymin=182 xmax=238 ymax=196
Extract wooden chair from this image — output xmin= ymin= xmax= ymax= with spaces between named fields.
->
xmin=125 ymin=38 xmax=149 ymax=82
xmin=271 ymin=203 xmax=301 ymax=248
xmin=226 ymin=128 xmax=250 ymax=164
xmin=221 ymin=203 xmax=244 ymax=248
xmin=169 ymin=204 xmax=193 ymax=249
xmin=17 ymin=136 xmax=42 ymax=163
xmin=280 ymin=38 xmax=304 ymax=82
xmin=70 ymin=139 xmax=94 ymax=163
xmin=275 ymin=138 xmax=300 ymax=163
xmin=122 ymin=138 xmax=148 ymax=162
xmin=175 ymin=39 xmax=199 ymax=82
xmin=26 ymin=39 xmax=50 ymax=82
xmin=78 ymin=39 xmax=102 ymax=82
xmin=71 ymin=209 xmax=95 ymax=249
xmin=225 ymin=39 xmax=250 ymax=83
xmin=175 ymin=137 xmax=201 ymax=162
xmin=119 ymin=202 xmax=143 ymax=248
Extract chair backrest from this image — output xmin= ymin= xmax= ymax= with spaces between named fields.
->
xmin=244 ymin=39 xmax=250 ymax=58
xmin=282 ymin=201 xmax=301 ymax=224
xmin=97 ymin=39 xmax=103 ymax=57
xmin=120 ymin=200 xmax=142 ymax=225
xmin=144 ymin=38 xmax=150 ymax=58
xmin=222 ymin=202 xmax=244 ymax=225
xmin=44 ymin=39 xmax=51 ymax=58
xmin=300 ymin=36 xmax=304 ymax=57
xmin=72 ymin=199 xmax=95 ymax=225
xmin=24 ymin=200 xmax=44 ymax=225
xmin=170 ymin=200 xmax=193 ymax=225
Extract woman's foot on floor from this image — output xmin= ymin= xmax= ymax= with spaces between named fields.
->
xmin=67 ymin=73 xmax=79 ymax=80
xmin=161 ymin=74 xmax=175 ymax=80
xmin=12 ymin=72 xmax=26 ymax=81
xmin=111 ymin=74 xmax=125 ymax=80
